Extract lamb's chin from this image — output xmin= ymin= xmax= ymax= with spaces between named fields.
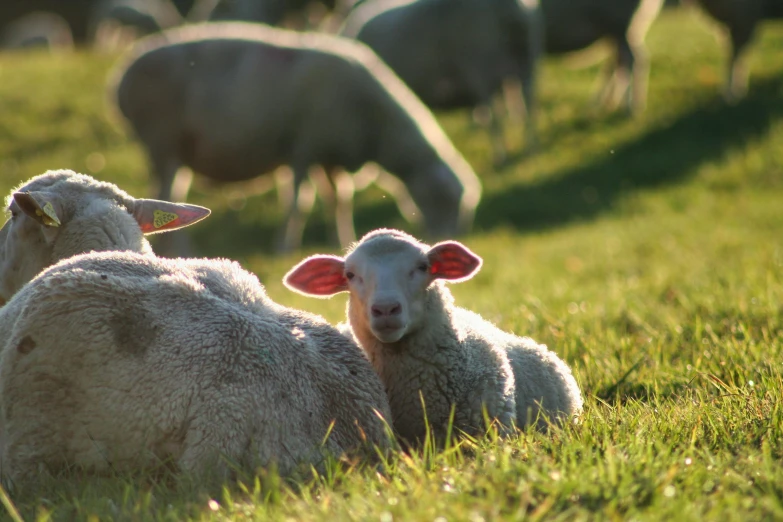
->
xmin=371 ymin=326 xmax=406 ymax=344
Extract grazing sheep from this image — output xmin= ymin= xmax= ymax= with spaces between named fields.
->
xmin=0 ymin=0 xmax=97 ymax=45
xmin=541 ymin=0 xmax=664 ymax=115
xmin=0 ymin=12 xmax=74 ymax=51
xmin=0 ymin=0 xmax=180 ymax=48
xmin=111 ymin=22 xmax=481 ymax=253
xmin=205 ymin=0 xmax=338 ymax=29
xmin=284 ymin=229 xmax=583 ymax=444
xmin=339 ymin=0 xmax=543 ymax=165
xmin=0 ymin=250 xmax=392 ymax=486
xmin=0 ymin=169 xmax=210 ymax=304
xmin=89 ymin=0 xmax=184 ymax=50
xmin=691 ymin=0 xmax=783 ymax=101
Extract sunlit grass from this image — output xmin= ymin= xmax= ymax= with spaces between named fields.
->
xmin=0 ymin=6 xmax=782 ymax=520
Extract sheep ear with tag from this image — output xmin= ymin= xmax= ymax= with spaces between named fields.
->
xmin=131 ymin=199 xmax=211 ymax=235
xmin=13 ymin=192 xmax=62 ymax=228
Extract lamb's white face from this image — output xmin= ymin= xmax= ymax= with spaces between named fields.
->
xmin=283 ymin=230 xmax=484 ymax=347
xmin=344 ymin=241 xmax=432 ymax=343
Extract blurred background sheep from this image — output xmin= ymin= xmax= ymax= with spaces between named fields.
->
xmin=0 ymin=0 xmax=183 ymax=51
xmin=539 ymin=0 xmax=665 ymax=116
xmin=0 ymin=12 xmax=75 ymax=52
xmin=0 ymin=0 xmax=778 ymax=260
xmin=688 ymin=0 xmax=783 ymax=101
xmin=339 ymin=0 xmax=543 ymax=166
xmin=111 ymin=22 xmax=481 ymax=254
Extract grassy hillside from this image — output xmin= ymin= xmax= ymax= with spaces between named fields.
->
xmin=0 ymin=6 xmax=782 ymax=520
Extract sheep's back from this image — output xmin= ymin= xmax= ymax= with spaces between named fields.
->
xmin=115 ymin=24 xmax=390 ymax=179
xmin=0 ymin=251 xmax=387 ymax=477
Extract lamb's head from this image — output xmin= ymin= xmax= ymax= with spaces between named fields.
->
xmin=284 ymin=228 xmax=482 ymax=344
xmin=0 ymin=169 xmax=210 ymax=303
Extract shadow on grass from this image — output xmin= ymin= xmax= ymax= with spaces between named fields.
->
xmin=188 ymin=74 xmax=783 ymax=259
xmin=475 ymin=74 xmax=783 ymax=233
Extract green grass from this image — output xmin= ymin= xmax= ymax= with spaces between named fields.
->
xmin=1 ymin=6 xmax=783 ymax=520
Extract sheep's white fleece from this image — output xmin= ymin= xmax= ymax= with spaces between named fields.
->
xmin=354 ymin=278 xmax=583 ymax=442
xmin=287 ymin=229 xmax=583 ymax=443
xmin=0 ymin=251 xmax=391 ymax=486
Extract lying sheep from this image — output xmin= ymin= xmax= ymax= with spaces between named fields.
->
xmin=691 ymin=0 xmax=783 ymax=101
xmin=0 ymin=169 xmax=210 ymax=304
xmin=0 ymin=170 xmax=392 ymax=485
xmin=339 ymin=0 xmax=543 ymax=165
xmin=0 ymin=251 xmax=392 ymax=486
xmin=284 ymin=229 xmax=583 ymax=443
xmin=541 ymin=0 xmax=664 ymax=115
xmin=111 ymin=22 xmax=482 ymax=254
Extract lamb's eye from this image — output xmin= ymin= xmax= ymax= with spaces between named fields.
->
xmin=345 ymin=271 xmax=355 ymax=281
xmin=417 ymin=262 xmax=428 ymax=272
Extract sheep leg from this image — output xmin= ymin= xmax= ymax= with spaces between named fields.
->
xmin=308 ymin=166 xmax=341 ymax=247
xmin=171 ymin=166 xmax=194 ymax=203
xmin=372 ymin=170 xmax=423 ymax=226
xmin=617 ymin=36 xmax=647 ymax=116
xmin=591 ymin=56 xmax=620 ymax=111
xmin=518 ymin=7 xmax=542 ymax=152
xmin=278 ymin=164 xmax=316 ymax=253
xmin=486 ymin=103 xmax=508 ymax=168
xmin=352 ymin=163 xmax=381 ymax=191
xmin=725 ymin=25 xmax=755 ymax=103
xmin=517 ymin=60 xmax=538 ymax=152
xmin=149 ymin=151 xmax=195 ymax=257
xmin=334 ymin=170 xmax=357 ymax=247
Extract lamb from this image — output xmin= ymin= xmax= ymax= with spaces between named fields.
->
xmin=0 ymin=169 xmax=210 ymax=304
xmin=339 ymin=0 xmax=543 ymax=165
xmin=0 ymin=171 xmax=392 ymax=485
xmin=284 ymin=229 xmax=583 ymax=444
xmin=110 ymin=22 xmax=482 ymax=254
xmin=0 ymin=251 xmax=392 ymax=486
xmin=691 ymin=0 xmax=783 ymax=101
xmin=540 ymin=0 xmax=664 ymax=115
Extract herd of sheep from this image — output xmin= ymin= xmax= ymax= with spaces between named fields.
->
xmin=0 ymin=169 xmax=581 ymax=486
xmin=0 ymin=0 xmax=779 ymax=489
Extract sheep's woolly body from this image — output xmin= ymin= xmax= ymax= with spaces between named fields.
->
xmin=285 ymin=229 xmax=583 ymax=443
xmin=110 ymin=22 xmax=481 ymax=248
xmin=353 ymin=280 xmax=581 ymax=440
xmin=339 ymin=0 xmax=542 ymax=159
xmin=0 ymin=251 xmax=391 ymax=484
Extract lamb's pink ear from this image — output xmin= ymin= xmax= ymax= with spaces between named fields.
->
xmin=131 ymin=199 xmax=211 ymax=234
xmin=13 ymin=191 xmax=62 ymax=227
xmin=284 ymin=255 xmax=348 ymax=297
xmin=427 ymin=241 xmax=482 ymax=282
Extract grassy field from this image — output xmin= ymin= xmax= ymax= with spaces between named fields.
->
xmin=1 ymin=6 xmax=783 ymax=520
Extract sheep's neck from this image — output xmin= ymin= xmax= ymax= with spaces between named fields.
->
xmin=349 ymin=284 xmax=461 ymax=441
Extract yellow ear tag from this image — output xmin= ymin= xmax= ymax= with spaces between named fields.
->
xmin=36 ymin=202 xmax=61 ymax=227
xmin=153 ymin=209 xmax=178 ymax=229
